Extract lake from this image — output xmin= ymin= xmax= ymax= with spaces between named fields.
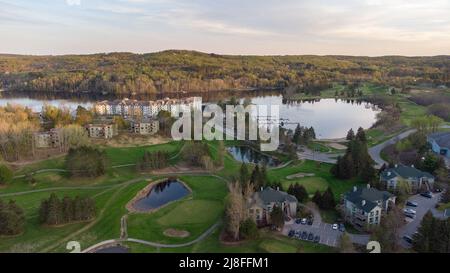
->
xmin=132 ymin=179 xmax=190 ymax=211
xmin=0 ymin=92 xmax=380 ymax=139
xmin=245 ymin=96 xmax=380 ymax=139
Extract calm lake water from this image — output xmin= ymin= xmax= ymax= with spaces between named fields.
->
xmin=228 ymin=146 xmax=279 ymax=166
xmin=0 ymin=92 xmax=380 ymax=139
xmin=246 ymin=96 xmax=380 ymax=139
xmin=133 ymin=180 xmax=190 ymax=211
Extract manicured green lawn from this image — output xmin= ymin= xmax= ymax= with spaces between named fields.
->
xmin=268 ymin=160 xmax=364 ymax=200
xmin=281 ymin=177 xmax=329 ymax=194
xmin=0 ymin=188 xmax=108 ymax=252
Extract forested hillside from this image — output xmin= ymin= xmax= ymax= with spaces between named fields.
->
xmin=0 ymin=50 xmax=449 ymax=95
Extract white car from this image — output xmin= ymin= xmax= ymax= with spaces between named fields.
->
xmin=301 ymin=218 xmax=307 ymax=225
xmin=332 ymin=224 xmax=338 ymax=230
xmin=404 ymin=208 xmax=417 ymax=215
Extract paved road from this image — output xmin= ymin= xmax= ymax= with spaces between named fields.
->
xmin=83 ymin=221 xmax=222 ymax=253
xmin=399 ymin=192 xmax=443 ymax=248
xmin=369 ymin=125 xmax=450 ymax=168
xmin=368 ymin=129 xmax=416 ymax=168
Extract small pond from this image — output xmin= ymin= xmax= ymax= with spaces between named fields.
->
xmin=227 ymin=146 xmax=279 ymax=167
xmin=94 ymin=245 xmax=129 ymax=253
xmin=132 ymin=179 xmax=190 ymax=211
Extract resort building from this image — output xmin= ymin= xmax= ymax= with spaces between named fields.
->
xmin=86 ymin=123 xmax=118 ymax=139
xmin=94 ymin=97 xmax=202 ymax=118
xmin=343 ymin=185 xmax=396 ymax=230
xmin=380 ymin=164 xmax=435 ymax=192
xmin=33 ymin=129 xmax=61 ymax=149
xmin=428 ymin=132 xmax=450 ymax=159
xmin=247 ymin=187 xmax=297 ymax=226
xmin=130 ymin=119 xmax=159 ymax=135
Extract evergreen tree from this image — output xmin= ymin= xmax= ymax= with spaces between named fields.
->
xmin=312 ymin=191 xmax=322 ymax=207
xmin=355 ymin=127 xmax=367 ymax=142
xmin=270 ymin=205 xmax=284 ymax=229
xmin=346 ymin=128 xmax=355 ymax=141
xmin=239 ymin=163 xmax=250 ymax=187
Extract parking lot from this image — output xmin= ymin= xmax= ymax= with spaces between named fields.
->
xmin=282 ymin=221 xmax=343 ymax=247
xmin=399 ymin=192 xmax=443 ymax=248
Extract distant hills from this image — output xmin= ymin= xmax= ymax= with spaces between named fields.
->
xmin=0 ymin=50 xmax=449 ymax=95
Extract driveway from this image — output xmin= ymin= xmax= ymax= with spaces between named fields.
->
xmin=399 ymin=192 xmax=443 ymax=248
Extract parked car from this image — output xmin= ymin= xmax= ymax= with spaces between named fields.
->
xmin=339 ymin=223 xmax=346 ymax=232
xmin=332 ymin=224 xmax=338 ymax=230
xmin=307 ymin=218 xmax=313 ymax=225
xmin=301 ymin=231 xmax=308 ymax=240
xmin=288 ymin=230 xmax=295 ymax=237
xmin=308 ymin=232 xmax=314 ymax=241
xmin=295 ymin=219 xmax=302 ymax=224
xmin=404 ymin=208 xmax=417 ymax=215
xmin=301 ymin=218 xmax=307 ymax=225
xmin=405 ymin=212 xmax=416 ymax=219
xmin=314 ymin=235 xmax=320 ymax=243
xmin=406 ymin=201 xmax=418 ymax=207
xmin=403 ymin=235 xmax=413 ymax=244
xmin=420 ymin=192 xmax=433 ymax=199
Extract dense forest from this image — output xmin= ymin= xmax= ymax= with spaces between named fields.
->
xmin=0 ymin=51 xmax=449 ymax=95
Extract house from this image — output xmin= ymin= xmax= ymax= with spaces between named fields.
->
xmin=130 ymin=119 xmax=159 ymax=135
xmin=247 ymin=187 xmax=297 ymax=226
xmin=380 ymin=164 xmax=435 ymax=192
xmin=33 ymin=129 xmax=61 ymax=149
xmin=428 ymin=132 xmax=450 ymax=159
xmin=343 ymin=185 xmax=396 ymax=230
xmin=86 ymin=123 xmax=118 ymax=139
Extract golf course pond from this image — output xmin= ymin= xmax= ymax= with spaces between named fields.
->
xmin=227 ymin=146 xmax=280 ymax=167
xmin=129 ymin=179 xmax=191 ymax=212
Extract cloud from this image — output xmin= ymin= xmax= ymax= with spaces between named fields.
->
xmin=66 ymin=0 xmax=81 ymax=6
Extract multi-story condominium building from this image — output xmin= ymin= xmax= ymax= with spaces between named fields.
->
xmin=247 ymin=187 xmax=298 ymax=226
xmin=86 ymin=123 xmax=118 ymax=139
xmin=33 ymin=128 xmax=61 ymax=149
xmin=94 ymin=97 xmax=202 ymax=118
xmin=343 ymin=185 xmax=396 ymax=231
xmin=130 ymin=119 xmax=159 ymax=135
xmin=380 ymin=164 xmax=435 ymax=192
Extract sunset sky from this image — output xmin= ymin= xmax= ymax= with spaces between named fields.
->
xmin=1 ymin=0 xmax=449 ymax=56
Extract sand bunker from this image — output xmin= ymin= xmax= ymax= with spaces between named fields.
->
xmin=286 ymin=173 xmax=315 ymax=180
xmin=164 ymin=229 xmax=190 ymax=238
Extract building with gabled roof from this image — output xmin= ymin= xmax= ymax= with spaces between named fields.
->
xmin=247 ymin=187 xmax=297 ymax=226
xmin=380 ymin=164 xmax=435 ymax=192
xmin=343 ymin=185 xmax=396 ymax=230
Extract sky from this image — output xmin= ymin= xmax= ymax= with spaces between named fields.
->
xmin=1 ymin=0 xmax=450 ymax=56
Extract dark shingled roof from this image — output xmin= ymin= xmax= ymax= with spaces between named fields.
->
xmin=380 ymin=165 xmax=434 ymax=180
xmin=344 ymin=186 xmax=393 ymax=213
xmin=255 ymin=187 xmax=297 ymax=205
xmin=428 ymin=132 xmax=450 ymax=149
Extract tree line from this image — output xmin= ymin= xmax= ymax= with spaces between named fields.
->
xmin=39 ymin=194 xmax=96 ymax=226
